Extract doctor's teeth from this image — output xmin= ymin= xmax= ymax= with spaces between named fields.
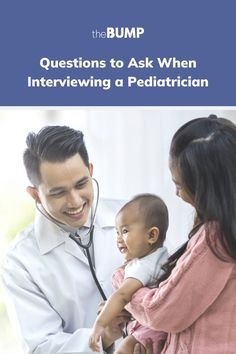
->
xmin=67 ymin=207 xmax=83 ymax=214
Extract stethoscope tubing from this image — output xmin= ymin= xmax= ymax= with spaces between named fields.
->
xmin=35 ymin=177 xmax=128 ymax=336
xmin=69 ymin=226 xmax=107 ymax=301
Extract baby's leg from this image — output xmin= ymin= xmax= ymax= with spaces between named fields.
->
xmin=114 ymin=335 xmax=145 ymax=354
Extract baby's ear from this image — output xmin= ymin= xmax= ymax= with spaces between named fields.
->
xmin=147 ymin=227 xmax=159 ymax=245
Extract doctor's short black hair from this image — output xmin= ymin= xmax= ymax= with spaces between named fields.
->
xmin=118 ymin=194 xmax=169 ymax=245
xmin=23 ymin=125 xmax=89 ymax=186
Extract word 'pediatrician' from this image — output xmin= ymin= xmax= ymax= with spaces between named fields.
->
xmin=92 ymin=27 xmax=144 ymax=39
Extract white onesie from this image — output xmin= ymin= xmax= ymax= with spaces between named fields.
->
xmin=124 ymin=246 xmax=168 ymax=287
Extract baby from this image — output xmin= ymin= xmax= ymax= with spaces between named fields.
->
xmin=89 ymin=194 xmax=169 ymax=354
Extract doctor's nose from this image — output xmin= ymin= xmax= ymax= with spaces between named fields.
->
xmin=66 ymin=191 xmax=83 ymax=207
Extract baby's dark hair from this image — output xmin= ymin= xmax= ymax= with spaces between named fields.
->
xmin=119 ymin=193 xmax=169 ymax=245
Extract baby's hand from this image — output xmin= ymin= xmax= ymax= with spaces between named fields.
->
xmin=89 ymin=324 xmax=105 ymax=352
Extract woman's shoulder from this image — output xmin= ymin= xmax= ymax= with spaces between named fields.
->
xmin=187 ymin=222 xmax=235 ymax=263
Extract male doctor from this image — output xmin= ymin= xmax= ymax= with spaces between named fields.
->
xmin=2 ymin=125 xmax=129 ymax=354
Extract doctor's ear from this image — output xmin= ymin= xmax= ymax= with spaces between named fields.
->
xmin=26 ymin=186 xmax=41 ymax=203
xmin=89 ymin=163 xmax=93 ymax=177
xmin=147 ymin=227 xmax=160 ymax=246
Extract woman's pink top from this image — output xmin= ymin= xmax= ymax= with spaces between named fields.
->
xmin=119 ymin=225 xmax=236 ymax=353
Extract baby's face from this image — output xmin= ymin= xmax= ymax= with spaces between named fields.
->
xmin=115 ymin=206 xmax=153 ymax=261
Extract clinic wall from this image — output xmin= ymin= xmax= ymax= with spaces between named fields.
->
xmin=1 ymin=108 xmax=236 ymax=252
xmin=83 ymin=109 xmax=236 ymax=250
xmin=0 ymin=108 xmax=236 ymax=353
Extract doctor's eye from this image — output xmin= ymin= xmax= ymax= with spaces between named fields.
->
xmin=50 ymin=190 xmax=65 ymax=198
xmin=76 ymin=181 xmax=87 ymax=189
xmin=75 ymin=177 xmax=90 ymax=189
xmin=122 ymin=228 xmax=128 ymax=235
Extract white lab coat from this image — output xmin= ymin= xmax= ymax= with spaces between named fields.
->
xmin=2 ymin=199 xmax=124 ymax=354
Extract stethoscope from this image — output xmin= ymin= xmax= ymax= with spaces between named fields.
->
xmin=69 ymin=227 xmax=107 ymax=301
xmin=36 ymin=177 xmax=107 ymax=301
xmin=36 ymin=177 xmax=128 ymax=337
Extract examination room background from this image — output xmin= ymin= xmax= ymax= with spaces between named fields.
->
xmin=0 ymin=108 xmax=236 ymax=353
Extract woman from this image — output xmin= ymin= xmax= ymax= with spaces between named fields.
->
xmin=125 ymin=115 xmax=236 ymax=353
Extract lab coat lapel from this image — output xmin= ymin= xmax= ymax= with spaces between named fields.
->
xmin=64 ymin=236 xmax=89 ymax=265
xmin=92 ymin=199 xmax=123 ymax=281
xmin=35 ymin=210 xmax=89 ymax=264
xmin=93 ymin=225 xmax=107 ymax=273
xmin=93 ymin=224 xmax=123 ymax=299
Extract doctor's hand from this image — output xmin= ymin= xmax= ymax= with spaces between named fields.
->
xmin=89 ymin=322 xmax=106 ymax=352
xmin=98 ymin=302 xmax=130 ymax=352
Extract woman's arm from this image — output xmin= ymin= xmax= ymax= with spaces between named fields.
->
xmin=126 ymin=230 xmax=234 ymax=333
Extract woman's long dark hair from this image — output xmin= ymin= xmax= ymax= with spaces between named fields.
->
xmin=159 ymin=115 xmax=236 ymax=283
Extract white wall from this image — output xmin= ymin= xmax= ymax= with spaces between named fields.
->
xmin=1 ymin=108 xmax=235 ymax=251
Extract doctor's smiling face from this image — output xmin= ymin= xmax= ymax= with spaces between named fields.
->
xmin=24 ymin=126 xmax=95 ymax=228
xmin=27 ymin=153 xmax=94 ymax=228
